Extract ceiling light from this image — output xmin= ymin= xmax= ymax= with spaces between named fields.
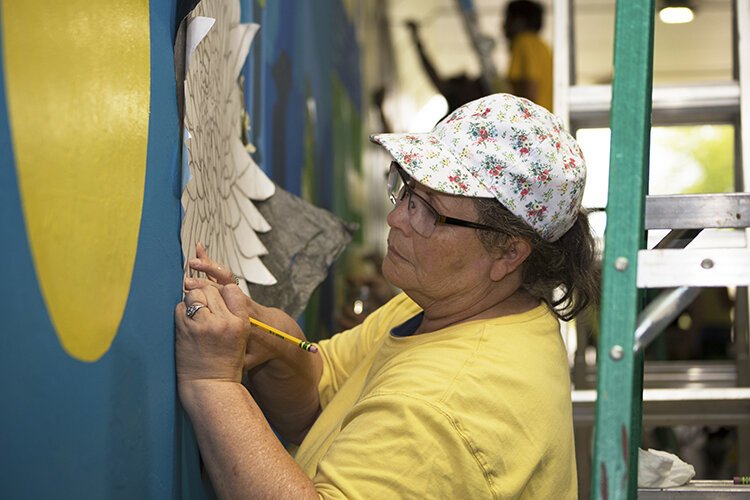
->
xmin=658 ymin=1 xmax=696 ymax=24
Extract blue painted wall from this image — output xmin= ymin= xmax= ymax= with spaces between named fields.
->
xmin=0 ymin=0 xmax=361 ymax=497
xmin=0 ymin=1 xmax=193 ymax=498
xmin=243 ymin=0 xmax=362 ymax=337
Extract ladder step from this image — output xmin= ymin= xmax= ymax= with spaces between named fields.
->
xmin=639 ymin=480 xmax=750 ymax=498
xmin=645 ymin=193 xmax=750 ymax=230
xmin=637 ymin=248 xmax=750 ymax=287
xmin=579 ymin=361 xmax=738 ymax=390
xmin=568 ymin=81 xmax=740 ymax=127
xmin=573 ymin=388 xmax=750 ymax=426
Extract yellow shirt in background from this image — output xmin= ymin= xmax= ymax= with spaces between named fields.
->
xmin=508 ymin=32 xmax=553 ymax=112
xmin=294 ymin=293 xmax=577 ymax=499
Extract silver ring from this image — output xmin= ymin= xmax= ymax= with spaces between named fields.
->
xmin=186 ymin=303 xmax=207 ymax=319
xmin=232 ymin=273 xmax=240 ymax=286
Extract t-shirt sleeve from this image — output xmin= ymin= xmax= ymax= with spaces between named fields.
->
xmin=315 ymin=325 xmax=368 ymax=408
xmin=310 ymin=393 xmax=492 ymax=500
xmin=316 ymin=293 xmax=415 ymax=407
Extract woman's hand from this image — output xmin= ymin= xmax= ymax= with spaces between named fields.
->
xmin=178 ymin=244 xmax=322 ymax=444
xmin=175 ymin=283 xmax=249 ymax=385
xmin=188 ymin=242 xmax=240 ymax=286
xmin=184 ymin=243 xmax=310 ymax=372
xmin=183 ymin=276 xmax=307 ymax=372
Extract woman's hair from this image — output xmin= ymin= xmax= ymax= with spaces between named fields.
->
xmin=473 ymin=198 xmax=600 ymax=321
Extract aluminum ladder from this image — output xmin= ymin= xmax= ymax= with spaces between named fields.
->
xmin=552 ymin=0 xmax=750 ymax=498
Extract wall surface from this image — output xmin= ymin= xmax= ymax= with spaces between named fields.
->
xmin=0 ymin=0 xmax=361 ymax=497
xmin=243 ymin=0 xmax=363 ymax=338
xmin=0 ymin=0 xmax=191 ymax=498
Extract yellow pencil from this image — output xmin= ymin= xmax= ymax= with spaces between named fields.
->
xmin=247 ymin=316 xmax=318 ymax=353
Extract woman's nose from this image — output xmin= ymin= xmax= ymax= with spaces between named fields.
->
xmin=386 ymin=197 xmax=410 ymax=231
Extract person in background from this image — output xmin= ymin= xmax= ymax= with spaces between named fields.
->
xmin=405 ymin=20 xmax=490 ymax=115
xmin=405 ymin=0 xmax=552 ymax=115
xmin=504 ymin=0 xmax=553 ymax=111
xmin=175 ymin=93 xmax=597 ymax=499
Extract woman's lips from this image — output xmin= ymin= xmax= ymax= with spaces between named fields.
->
xmin=387 ymin=244 xmax=407 ymax=262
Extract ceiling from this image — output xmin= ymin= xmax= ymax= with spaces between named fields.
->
xmin=385 ymin=0 xmax=734 ymax=110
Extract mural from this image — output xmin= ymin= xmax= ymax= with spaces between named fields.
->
xmin=0 ymin=0 xmax=190 ymax=497
xmin=3 ymin=0 xmax=151 ymax=363
xmin=243 ymin=0 xmax=363 ymax=339
xmin=180 ymin=1 xmax=277 ymax=292
xmin=0 ymin=0 xmax=362 ymax=497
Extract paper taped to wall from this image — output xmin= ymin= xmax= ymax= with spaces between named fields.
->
xmin=180 ymin=0 xmax=275 ymax=289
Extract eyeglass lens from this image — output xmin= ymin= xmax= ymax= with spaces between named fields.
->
xmin=387 ymin=165 xmax=402 ymax=204
xmin=386 ymin=162 xmax=507 ymax=237
xmin=387 ymin=163 xmax=438 ymax=237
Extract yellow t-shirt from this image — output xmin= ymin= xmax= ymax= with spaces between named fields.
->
xmin=295 ymin=293 xmax=576 ymax=499
xmin=508 ymin=32 xmax=553 ymax=112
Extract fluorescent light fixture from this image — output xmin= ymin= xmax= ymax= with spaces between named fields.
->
xmin=658 ymin=0 xmax=696 ymax=24
xmin=659 ymin=6 xmax=694 ymax=24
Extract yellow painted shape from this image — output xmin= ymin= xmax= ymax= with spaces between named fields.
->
xmin=2 ymin=0 xmax=150 ymax=361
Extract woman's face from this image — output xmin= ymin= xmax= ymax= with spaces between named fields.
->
xmin=382 ymin=181 xmax=495 ymax=306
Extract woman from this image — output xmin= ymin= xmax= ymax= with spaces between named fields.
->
xmin=175 ymin=93 xmax=597 ymax=499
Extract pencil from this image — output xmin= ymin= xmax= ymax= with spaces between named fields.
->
xmin=248 ymin=316 xmax=318 ymax=353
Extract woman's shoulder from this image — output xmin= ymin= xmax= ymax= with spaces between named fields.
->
xmin=384 ymin=308 xmax=569 ymax=403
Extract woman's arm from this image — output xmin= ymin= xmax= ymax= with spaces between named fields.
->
xmin=185 ymin=244 xmax=323 ymax=443
xmin=175 ymin=281 xmax=320 ymax=498
xmin=179 ymin=379 xmax=318 ymax=499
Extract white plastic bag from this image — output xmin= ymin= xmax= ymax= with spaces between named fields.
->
xmin=638 ymin=448 xmax=696 ymax=488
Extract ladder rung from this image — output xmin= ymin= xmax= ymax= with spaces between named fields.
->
xmin=579 ymin=361 xmax=738 ymax=389
xmin=568 ymin=82 xmax=740 ymax=127
xmin=636 ymin=248 xmax=750 ymax=288
xmin=573 ymin=388 xmax=750 ymax=426
xmin=645 ymin=193 xmax=750 ymax=230
xmin=639 ymin=481 xmax=750 ymax=498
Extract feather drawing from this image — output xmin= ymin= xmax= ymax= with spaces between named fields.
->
xmin=181 ymin=0 xmax=276 ymax=290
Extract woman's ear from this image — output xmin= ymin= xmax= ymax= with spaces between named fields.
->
xmin=490 ymin=238 xmax=532 ymax=282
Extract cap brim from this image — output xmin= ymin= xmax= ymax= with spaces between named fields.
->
xmin=370 ymin=132 xmax=494 ymax=198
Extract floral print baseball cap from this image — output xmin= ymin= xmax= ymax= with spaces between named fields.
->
xmin=370 ymin=93 xmax=586 ymax=242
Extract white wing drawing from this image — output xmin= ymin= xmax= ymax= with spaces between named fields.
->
xmin=181 ymin=0 xmax=276 ymax=289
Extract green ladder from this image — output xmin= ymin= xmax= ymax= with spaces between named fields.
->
xmin=591 ymin=0 xmax=750 ymax=498
xmin=591 ymin=0 xmax=654 ymax=498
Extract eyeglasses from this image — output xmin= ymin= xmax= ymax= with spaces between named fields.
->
xmin=386 ymin=162 xmax=506 ymax=238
